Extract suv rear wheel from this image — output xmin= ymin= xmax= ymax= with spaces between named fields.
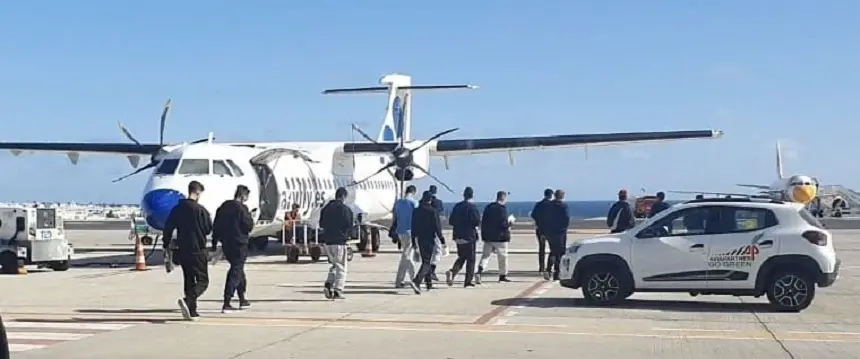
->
xmin=765 ymin=270 xmax=816 ymax=312
xmin=581 ymin=266 xmax=631 ymax=305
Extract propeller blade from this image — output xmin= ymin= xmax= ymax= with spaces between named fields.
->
xmin=112 ymin=162 xmax=157 ymax=183
xmin=159 ymin=98 xmax=172 ymax=145
xmin=351 ymin=123 xmax=379 ymax=144
xmin=117 ymin=122 xmax=142 ymax=146
xmin=412 ymin=128 xmax=459 ymax=152
xmin=412 ymin=163 xmax=454 ymax=193
xmin=349 ymin=162 xmax=395 ymax=188
xmin=190 ymin=138 xmax=210 ymax=144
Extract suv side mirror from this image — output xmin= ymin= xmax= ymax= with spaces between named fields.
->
xmin=15 ymin=217 xmax=25 ymax=232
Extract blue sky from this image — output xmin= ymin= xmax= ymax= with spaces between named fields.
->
xmin=0 ymin=1 xmax=857 ymax=203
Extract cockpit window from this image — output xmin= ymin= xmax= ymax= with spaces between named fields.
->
xmin=213 ymin=160 xmax=233 ymax=176
xmin=156 ymin=159 xmax=180 ymax=175
xmin=226 ymin=159 xmax=245 ymax=177
xmin=177 ymin=159 xmax=210 ymax=175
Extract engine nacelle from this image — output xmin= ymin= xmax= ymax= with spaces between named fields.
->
xmin=394 ymin=168 xmax=414 ymax=181
xmin=403 ymin=145 xmax=431 ymax=180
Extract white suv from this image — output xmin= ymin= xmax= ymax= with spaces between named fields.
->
xmin=558 ymin=198 xmax=840 ymax=312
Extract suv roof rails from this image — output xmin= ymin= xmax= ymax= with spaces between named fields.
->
xmin=684 ymin=197 xmax=786 ymax=205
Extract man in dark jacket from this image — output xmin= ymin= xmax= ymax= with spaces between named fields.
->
xmin=213 ymin=185 xmax=255 ymax=312
xmin=409 ymin=191 xmax=445 ymax=293
xmin=648 ymin=192 xmax=671 ymax=218
xmin=543 ymin=189 xmax=570 ymax=281
xmin=530 ymin=188 xmax=554 ymax=273
xmin=319 ymin=187 xmax=354 ymax=300
xmin=477 ymin=191 xmax=513 ymax=284
xmin=0 ymin=313 xmax=8 ymax=359
xmin=607 ymin=189 xmax=635 ymax=234
xmin=162 ymin=181 xmax=213 ymax=321
xmin=445 ymin=186 xmax=481 ymax=287
xmin=428 ymin=185 xmax=445 ymax=281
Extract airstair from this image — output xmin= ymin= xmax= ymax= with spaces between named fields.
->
xmin=817 ymin=185 xmax=860 ymax=213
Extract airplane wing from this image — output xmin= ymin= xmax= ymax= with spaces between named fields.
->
xmin=736 ymin=183 xmax=772 ymax=191
xmin=430 ymin=129 xmax=723 ymax=156
xmin=0 ymin=142 xmax=160 ymax=166
xmin=342 ymin=129 xmax=723 ymax=156
xmin=668 ymin=190 xmax=762 ymax=198
xmin=0 ymin=142 xmax=159 ymax=155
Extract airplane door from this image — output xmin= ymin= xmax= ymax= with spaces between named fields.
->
xmin=251 ymin=163 xmax=279 ymax=221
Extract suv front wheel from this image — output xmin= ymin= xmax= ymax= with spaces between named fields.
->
xmin=765 ymin=270 xmax=816 ymax=312
xmin=581 ymin=266 xmax=631 ymax=305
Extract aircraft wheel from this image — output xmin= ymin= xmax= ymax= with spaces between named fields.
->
xmin=370 ymin=228 xmax=381 ymax=252
xmin=0 ymin=252 xmax=18 ymax=275
xmin=50 ymin=259 xmax=71 ymax=272
xmin=286 ymin=246 xmax=300 ymax=263
xmin=252 ymin=237 xmax=269 ymax=251
xmin=347 ymin=247 xmax=354 ymax=262
xmin=141 ymin=236 xmax=154 ymax=246
xmin=309 ymin=246 xmax=322 ymax=262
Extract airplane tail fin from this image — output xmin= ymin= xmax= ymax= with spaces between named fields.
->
xmin=322 ymin=73 xmax=477 ymax=143
xmin=776 ymin=141 xmax=785 ymax=179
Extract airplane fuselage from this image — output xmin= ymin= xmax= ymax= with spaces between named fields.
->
xmin=140 ymin=142 xmax=417 ymax=238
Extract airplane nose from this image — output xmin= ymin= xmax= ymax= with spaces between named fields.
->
xmin=141 ymin=189 xmax=186 ymax=231
xmin=791 ymin=184 xmax=817 ymax=204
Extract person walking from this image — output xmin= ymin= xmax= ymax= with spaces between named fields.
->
xmin=476 ymin=191 xmax=512 ymax=284
xmin=409 ymin=191 xmax=445 ymax=293
xmin=393 ymin=185 xmax=419 ymax=287
xmin=212 ymin=185 xmax=255 ymax=312
xmin=319 ymin=187 xmax=354 ymax=300
xmin=445 ymin=187 xmax=481 ymax=287
xmin=162 ymin=181 xmax=213 ymax=320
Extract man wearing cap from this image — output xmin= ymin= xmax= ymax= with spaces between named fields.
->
xmin=477 ymin=191 xmax=513 ymax=284
xmin=607 ymin=189 xmax=635 ymax=234
xmin=530 ymin=188 xmax=554 ymax=273
xmin=392 ymin=185 xmax=419 ymax=287
xmin=445 ymin=186 xmax=481 ymax=287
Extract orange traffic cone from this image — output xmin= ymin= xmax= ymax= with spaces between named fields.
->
xmin=361 ymin=233 xmax=376 ymax=258
xmin=133 ymin=235 xmax=147 ymax=271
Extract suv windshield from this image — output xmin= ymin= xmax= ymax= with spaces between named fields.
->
xmin=798 ymin=208 xmax=825 ymax=229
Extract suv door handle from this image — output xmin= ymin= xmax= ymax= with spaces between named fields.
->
xmin=689 ymin=243 xmax=704 ymax=251
xmin=757 ymin=239 xmax=774 ymax=248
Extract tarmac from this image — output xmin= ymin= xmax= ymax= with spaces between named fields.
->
xmin=2 ymin=229 xmax=860 ymax=358
xmin=65 ymin=216 xmax=860 ymax=231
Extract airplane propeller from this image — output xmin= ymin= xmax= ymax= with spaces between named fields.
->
xmin=113 ymin=99 xmax=209 ymax=183
xmin=347 ymin=123 xmax=458 ymax=197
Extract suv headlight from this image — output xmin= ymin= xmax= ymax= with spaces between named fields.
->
xmin=566 ymin=244 xmax=581 ymax=254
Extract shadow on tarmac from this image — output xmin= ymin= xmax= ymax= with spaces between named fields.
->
xmin=490 ymin=297 xmax=778 ymax=313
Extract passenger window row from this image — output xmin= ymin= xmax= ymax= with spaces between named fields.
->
xmin=282 ymin=177 xmax=394 ymax=191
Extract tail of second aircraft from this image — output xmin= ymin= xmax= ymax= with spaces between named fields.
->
xmin=776 ymin=141 xmax=785 ymax=179
xmin=322 ymin=73 xmax=477 ymax=143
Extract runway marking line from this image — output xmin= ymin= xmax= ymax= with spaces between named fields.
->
xmin=187 ymin=318 xmax=860 ymax=343
xmin=474 ymin=280 xmax=548 ymax=325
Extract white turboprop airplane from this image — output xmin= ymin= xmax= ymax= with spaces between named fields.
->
xmin=669 ymin=141 xmax=818 ymax=204
xmin=0 ymin=73 xmax=724 ymax=250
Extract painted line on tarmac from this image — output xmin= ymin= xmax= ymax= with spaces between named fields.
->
xmin=474 ymin=280 xmax=549 ymax=325
xmin=187 ymin=318 xmax=860 ymax=343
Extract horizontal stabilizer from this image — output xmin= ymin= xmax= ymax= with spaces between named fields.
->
xmin=322 ymin=84 xmax=477 ymax=95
